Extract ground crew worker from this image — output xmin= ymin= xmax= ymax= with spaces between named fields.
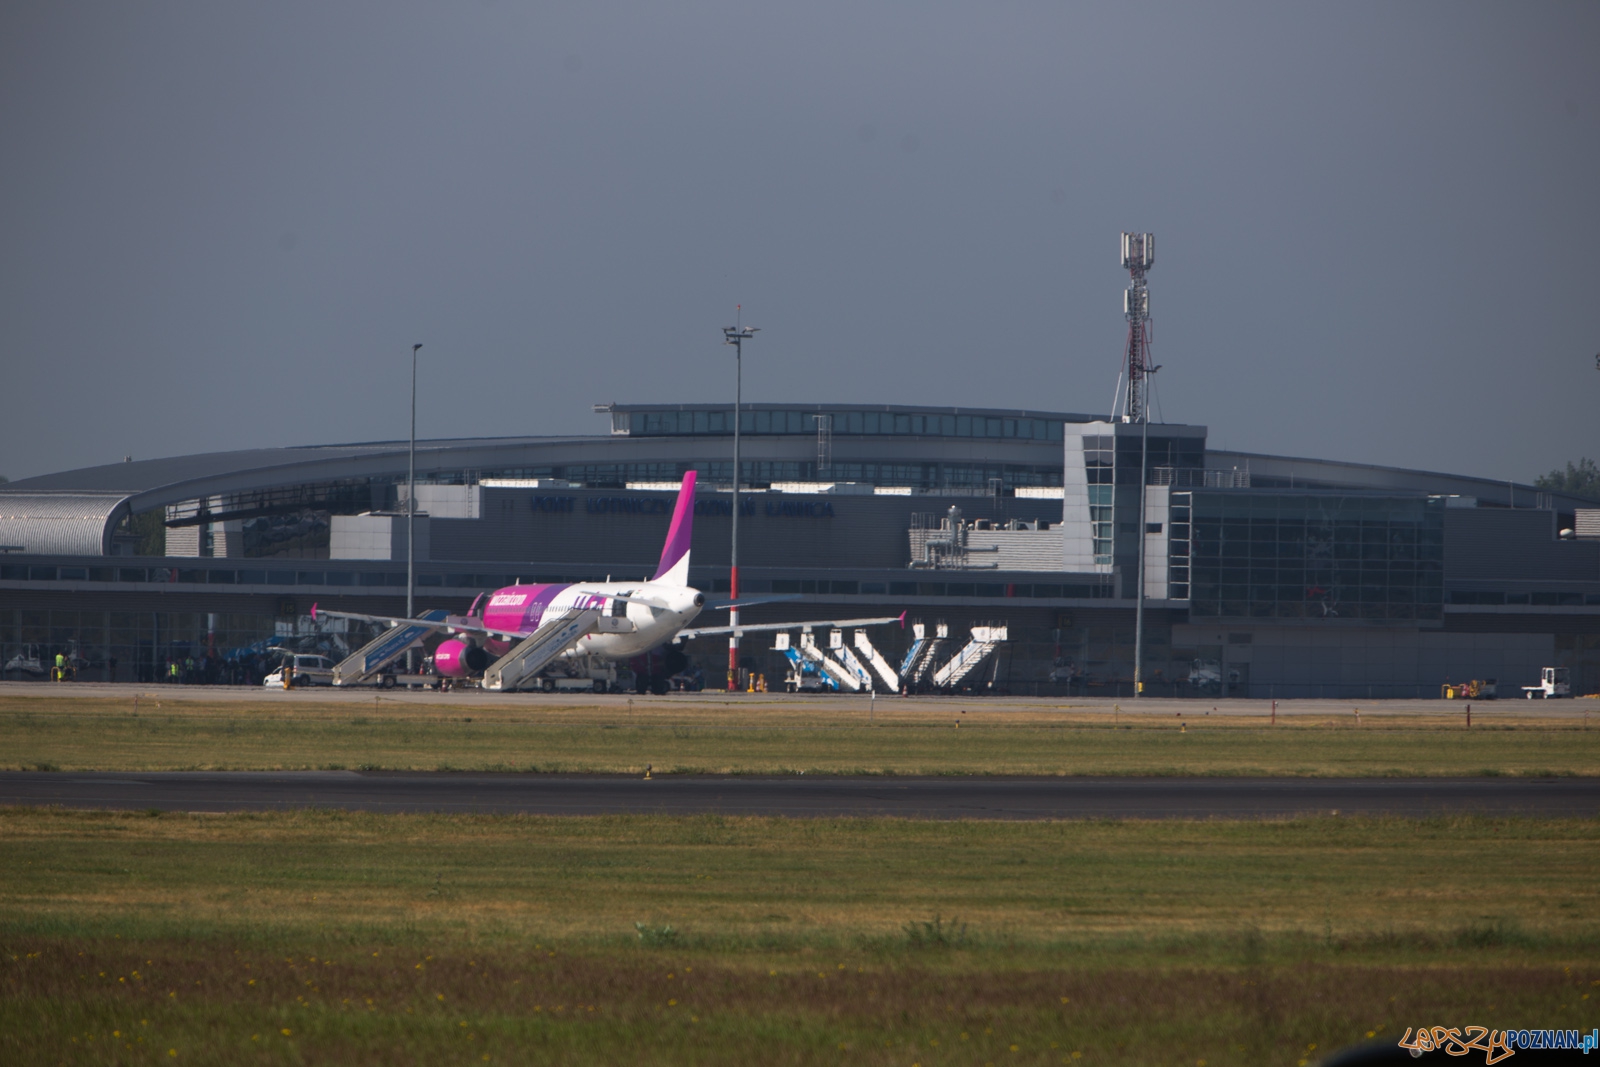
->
xmin=168 ymin=659 xmax=179 ymax=683
xmin=54 ymin=651 xmax=66 ymax=681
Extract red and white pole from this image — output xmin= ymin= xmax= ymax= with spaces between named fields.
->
xmin=722 ymin=312 xmax=756 ymax=692
xmin=728 ymin=566 xmax=740 ymax=691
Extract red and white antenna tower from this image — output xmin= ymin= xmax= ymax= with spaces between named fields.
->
xmin=1117 ymin=232 xmax=1155 ymax=423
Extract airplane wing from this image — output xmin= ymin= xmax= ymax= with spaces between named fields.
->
xmin=310 ymin=604 xmax=530 ymax=642
xmin=676 ymin=611 xmax=905 ymax=640
xmin=700 ymin=595 xmax=802 ymax=611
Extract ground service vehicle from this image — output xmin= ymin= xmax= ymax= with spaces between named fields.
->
xmin=1522 ymin=667 xmax=1571 ymax=699
xmin=263 ymin=654 xmax=336 ymax=688
xmin=1440 ymin=679 xmax=1498 ymax=699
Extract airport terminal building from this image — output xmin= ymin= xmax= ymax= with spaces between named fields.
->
xmin=3 ymin=401 xmax=1599 ymax=697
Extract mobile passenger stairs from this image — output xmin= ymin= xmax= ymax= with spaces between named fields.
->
xmin=481 ymin=607 xmax=638 ymax=692
xmin=930 ymin=625 xmax=1008 ymax=690
xmin=332 ymin=604 xmax=636 ymax=692
xmin=776 ymin=627 xmax=901 ymax=694
xmin=900 ymin=619 xmax=1009 ymax=694
xmin=898 ymin=622 xmax=946 ymax=689
xmin=332 ymin=609 xmax=451 ymax=688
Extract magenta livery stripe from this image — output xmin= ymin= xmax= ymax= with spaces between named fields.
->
xmin=651 ymin=471 xmax=696 ymax=580
xmin=480 ymin=583 xmax=571 ymax=635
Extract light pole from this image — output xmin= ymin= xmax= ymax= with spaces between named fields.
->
xmin=407 ymin=343 xmax=421 ymax=672
xmin=1132 ymin=365 xmax=1163 ymax=700
xmin=723 ymin=313 xmax=758 ymax=691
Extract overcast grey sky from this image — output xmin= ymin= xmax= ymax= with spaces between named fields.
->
xmin=1 ymin=1 xmax=1596 ymax=483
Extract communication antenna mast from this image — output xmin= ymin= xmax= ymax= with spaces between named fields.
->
xmin=1118 ymin=232 xmax=1155 ymax=423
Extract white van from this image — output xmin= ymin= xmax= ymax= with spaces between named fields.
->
xmin=262 ymin=654 xmax=335 ymax=688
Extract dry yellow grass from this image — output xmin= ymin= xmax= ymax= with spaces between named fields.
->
xmin=3 ymin=691 xmax=1599 ymax=775
xmin=5 ymin=807 xmax=1598 ymax=1065
xmin=4 ymin=807 xmax=1598 ymax=950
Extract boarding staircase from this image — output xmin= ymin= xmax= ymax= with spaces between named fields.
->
xmin=801 ymin=632 xmax=862 ymax=691
xmin=332 ymin=609 xmax=451 ymax=686
xmin=931 ymin=625 xmax=1009 ymax=689
xmin=828 ymin=629 xmax=874 ymax=690
xmin=900 ymin=622 xmax=950 ymax=689
xmin=853 ymin=629 xmax=900 ymax=691
xmin=480 ymin=607 xmax=604 ymax=691
xmin=780 ymin=645 xmax=838 ymax=691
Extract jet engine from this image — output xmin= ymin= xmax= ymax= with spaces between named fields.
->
xmin=434 ymin=638 xmax=489 ymax=677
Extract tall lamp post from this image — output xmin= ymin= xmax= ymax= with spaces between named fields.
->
xmin=1118 ymin=232 xmax=1155 ymax=700
xmin=1133 ymin=365 xmax=1159 ymax=700
xmin=723 ymin=314 xmax=758 ymax=691
xmin=407 ymin=343 xmax=422 ymax=672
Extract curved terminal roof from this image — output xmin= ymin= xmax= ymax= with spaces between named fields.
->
xmin=0 ymin=492 xmax=133 ymax=555
xmin=2 ymin=403 xmax=1589 ymax=554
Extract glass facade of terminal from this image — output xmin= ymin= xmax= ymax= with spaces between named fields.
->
xmin=1173 ymin=491 xmax=1445 ymax=621
xmin=437 ymin=460 xmax=1062 ymax=491
xmin=1078 ymin=431 xmax=1206 ymax=566
xmin=616 ymin=408 xmax=1066 ymax=442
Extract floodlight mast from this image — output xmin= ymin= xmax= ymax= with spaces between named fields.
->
xmin=723 ymin=314 xmax=758 ymax=692
xmin=407 ymin=343 xmax=422 ymax=674
xmin=1117 ymin=234 xmax=1156 ymax=699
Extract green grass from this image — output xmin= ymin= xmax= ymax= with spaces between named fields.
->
xmin=4 ymin=695 xmax=1600 ymax=776
xmin=3 ymin=809 xmax=1599 ymax=1064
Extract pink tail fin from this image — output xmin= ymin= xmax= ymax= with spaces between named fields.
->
xmin=651 ymin=471 xmax=696 ymax=585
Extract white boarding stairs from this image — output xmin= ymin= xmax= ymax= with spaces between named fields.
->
xmin=828 ymin=629 xmax=874 ymax=690
xmin=904 ymin=622 xmax=950 ymax=686
xmin=801 ymin=632 xmax=862 ymax=692
xmin=853 ymin=629 xmax=899 ymax=690
xmin=480 ymin=607 xmax=612 ymax=692
xmin=333 ymin=609 xmax=451 ymax=686
xmin=932 ymin=625 xmax=1008 ymax=689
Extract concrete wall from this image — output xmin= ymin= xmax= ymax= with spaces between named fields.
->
xmin=164 ymin=524 xmax=201 ymax=557
xmin=1446 ymin=508 xmax=1600 ymax=582
xmin=331 ymin=514 xmax=430 ymax=561
xmin=1060 ymin=423 xmax=1097 ymax=571
xmin=398 ymin=484 xmax=481 ymax=519
xmin=1142 ymin=486 xmax=1170 ymax=600
xmin=426 ymin=486 xmax=1060 ymax=570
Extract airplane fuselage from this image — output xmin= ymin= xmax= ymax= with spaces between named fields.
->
xmin=475 ymin=580 xmax=705 ymax=661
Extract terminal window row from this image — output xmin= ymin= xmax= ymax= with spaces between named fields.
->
xmin=1451 ymin=590 xmax=1599 ymax=606
xmin=766 ymin=579 xmax=1115 ymax=599
xmin=1 ymin=565 xmax=584 ymax=589
xmin=415 ymin=460 xmax=1065 ymax=490
xmin=627 ymin=409 xmax=1065 ymax=441
xmin=1 ymin=565 xmax=1123 ymax=602
xmin=562 ymin=461 xmax=1063 ymax=490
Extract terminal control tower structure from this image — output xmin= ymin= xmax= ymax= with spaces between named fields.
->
xmin=1117 ymin=232 xmax=1155 ymax=423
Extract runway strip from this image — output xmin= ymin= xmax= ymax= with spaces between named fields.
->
xmin=1 ymin=772 xmax=1596 ymax=819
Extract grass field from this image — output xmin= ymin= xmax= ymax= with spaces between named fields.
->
xmin=8 ymin=690 xmax=1599 ymax=1063
xmin=5 ymin=692 xmax=1600 ymax=776
xmin=4 ymin=809 xmax=1599 ymax=1064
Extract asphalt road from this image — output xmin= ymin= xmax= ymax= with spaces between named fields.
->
xmin=1 ymin=772 xmax=1595 ymax=819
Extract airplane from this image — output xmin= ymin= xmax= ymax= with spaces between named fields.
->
xmin=311 ymin=470 xmax=903 ymax=690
